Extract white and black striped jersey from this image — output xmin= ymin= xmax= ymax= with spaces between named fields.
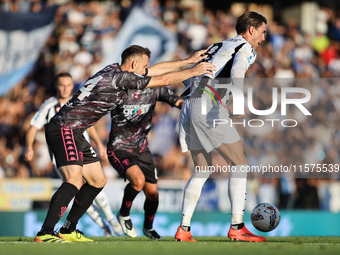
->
xmin=30 ymin=96 xmax=94 ymax=143
xmin=30 ymin=96 xmax=63 ymax=129
xmin=181 ymin=34 xmax=256 ymax=98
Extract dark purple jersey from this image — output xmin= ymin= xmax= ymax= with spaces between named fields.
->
xmin=51 ymin=63 xmax=151 ymax=132
xmin=107 ymin=87 xmax=180 ymax=153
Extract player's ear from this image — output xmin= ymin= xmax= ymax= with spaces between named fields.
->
xmin=131 ymin=60 xmax=137 ymax=70
xmin=249 ymin=25 xmax=255 ymax=35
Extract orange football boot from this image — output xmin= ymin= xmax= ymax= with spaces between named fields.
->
xmin=228 ymin=225 xmax=266 ymax=242
xmin=175 ymin=226 xmax=196 ymax=242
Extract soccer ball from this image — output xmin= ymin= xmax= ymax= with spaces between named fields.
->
xmin=251 ymin=203 xmax=280 ymax=232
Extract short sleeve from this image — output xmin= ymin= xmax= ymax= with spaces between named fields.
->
xmin=231 ymin=44 xmax=256 ymax=89
xmin=114 ymin=72 xmax=151 ymax=90
xmin=156 ymin=87 xmax=179 ymax=107
xmin=30 ymin=98 xmax=56 ymax=129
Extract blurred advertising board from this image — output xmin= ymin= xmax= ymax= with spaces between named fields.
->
xmin=0 ymin=210 xmax=339 ymax=237
xmin=0 ymin=178 xmax=53 ymax=211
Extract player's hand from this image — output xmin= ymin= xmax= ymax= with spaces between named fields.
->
xmin=235 ymin=113 xmax=246 ymax=119
xmin=223 ymin=105 xmax=232 ymax=114
xmin=236 ymin=105 xmax=247 ymax=119
xmin=192 ymin=62 xmax=216 ymax=76
xmin=224 ymin=105 xmax=246 ymax=119
xmin=175 ymin=99 xmax=184 ymax=109
xmin=25 ymin=148 xmax=34 ymax=162
xmin=97 ymin=144 xmax=107 ymax=160
xmin=187 ymin=48 xmax=210 ymax=64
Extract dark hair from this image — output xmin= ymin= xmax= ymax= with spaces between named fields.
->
xmin=55 ymin=72 xmax=72 ymax=83
xmin=121 ymin=45 xmax=151 ymax=64
xmin=235 ymin=11 xmax=267 ymax=34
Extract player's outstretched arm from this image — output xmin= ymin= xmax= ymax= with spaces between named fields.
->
xmin=25 ymin=125 xmax=39 ymax=161
xmin=147 ymin=48 xmax=209 ymax=76
xmin=146 ymin=62 xmax=215 ymax=88
xmin=157 ymin=87 xmax=184 ymax=109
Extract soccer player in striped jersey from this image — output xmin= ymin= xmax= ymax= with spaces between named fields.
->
xmin=175 ymin=12 xmax=267 ymax=242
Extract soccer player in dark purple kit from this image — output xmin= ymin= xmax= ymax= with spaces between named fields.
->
xmin=107 ymin=78 xmax=183 ymax=239
xmin=34 ymin=45 xmax=215 ymax=242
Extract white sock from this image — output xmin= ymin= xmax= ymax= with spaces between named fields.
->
xmin=228 ymin=165 xmax=247 ymax=225
xmin=181 ymin=171 xmax=210 ymax=227
xmin=94 ymin=191 xmax=115 ymax=222
xmin=86 ymin=204 xmax=105 ymax=228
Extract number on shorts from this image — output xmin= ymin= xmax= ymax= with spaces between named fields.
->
xmin=154 ymin=168 xmax=158 ymax=180
xmin=78 ymin=75 xmax=103 ymax=101
xmin=90 ymin=147 xmax=97 ymax=157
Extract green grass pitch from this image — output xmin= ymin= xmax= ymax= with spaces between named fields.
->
xmin=1 ymin=237 xmax=340 ymax=255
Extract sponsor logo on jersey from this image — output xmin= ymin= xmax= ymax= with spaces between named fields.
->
xmin=134 ymin=108 xmax=142 ymax=115
xmin=123 ymin=104 xmax=151 ymax=117
xmin=133 ymin=91 xmax=141 ymax=100
xmin=33 ymin=113 xmax=40 ymax=121
xmin=228 ymin=38 xmax=242 ymax=42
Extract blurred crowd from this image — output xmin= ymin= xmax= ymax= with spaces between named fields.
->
xmin=1 ymin=0 xmax=340 ymax=211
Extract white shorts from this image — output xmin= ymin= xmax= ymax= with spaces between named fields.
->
xmin=179 ymin=98 xmax=240 ymax=153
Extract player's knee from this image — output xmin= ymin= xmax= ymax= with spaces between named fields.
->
xmin=237 ymin=154 xmax=248 ymax=165
xmin=230 ymin=153 xmax=248 ymax=166
xmin=88 ymin=174 xmax=107 ymax=188
xmin=66 ymin=177 xmax=83 ymax=189
xmin=60 ymin=166 xmax=83 ymax=187
xmin=95 ymin=173 xmax=107 ymax=188
xmin=131 ymin=176 xmax=145 ymax=191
